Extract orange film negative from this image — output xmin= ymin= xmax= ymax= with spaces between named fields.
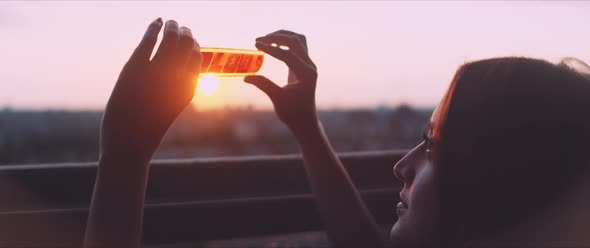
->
xmin=200 ymin=47 xmax=264 ymax=77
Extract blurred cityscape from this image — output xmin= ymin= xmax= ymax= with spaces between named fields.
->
xmin=0 ymin=105 xmax=432 ymax=165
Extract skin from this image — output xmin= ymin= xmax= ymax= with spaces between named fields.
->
xmin=86 ymin=21 xmax=590 ymax=247
xmin=390 ymin=107 xmax=442 ymax=248
xmin=248 ymin=31 xmax=445 ymax=247
xmin=84 ymin=18 xmax=201 ymax=248
xmin=245 ymin=30 xmax=387 ymax=247
xmin=85 ymin=20 xmax=442 ymax=247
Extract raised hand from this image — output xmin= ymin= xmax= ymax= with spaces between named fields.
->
xmin=100 ymin=19 xmax=202 ymax=162
xmin=85 ymin=19 xmax=201 ymax=248
xmin=246 ymin=31 xmax=386 ymax=248
xmin=244 ymin=30 xmax=318 ymax=132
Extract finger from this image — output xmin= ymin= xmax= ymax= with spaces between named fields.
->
xmin=272 ymin=30 xmax=308 ymax=49
xmin=255 ymin=42 xmax=315 ymax=80
xmin=256 ymin=34 xmax=307 ymax=55
xmin=152 ymin=20 xmax=180 ymax=65
xmin=176 ymin=27 xmax=195 ymax=66
xmin=129 ymin=18 xmax=163 ymax=64
xmin=256 ymin=34 xmax=315 ymax=69
xmin=265 ymin=29 xmax=303 ymax=39
xmin=264 ymin=30 xmax=308 ymax=51
xmin=244 ymin=75 xmax=281 ymax=100
xmin=273 ymin=29 xmax=302 ymax=36
xmin=186 ymin=41 xmax=202 ymax=80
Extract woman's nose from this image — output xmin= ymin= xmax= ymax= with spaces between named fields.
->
xmin=393 ymin=144 xmax=421 ymax=183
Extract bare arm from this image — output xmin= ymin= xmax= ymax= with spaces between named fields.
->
xmin=293 ymin=121 xmax=387 ymax=248
xmin=245 ymin=30 xmax=387 ymax=247
xmin=84 ymin=19 xmax=201 ymax=248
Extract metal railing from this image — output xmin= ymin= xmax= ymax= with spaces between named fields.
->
xmin=0 ymin=150 xmax=406 ymax=246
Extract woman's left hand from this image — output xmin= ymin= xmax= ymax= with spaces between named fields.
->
xmin=244 ymin=30 xmax=319 ymax=134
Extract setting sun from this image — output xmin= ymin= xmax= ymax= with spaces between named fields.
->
xmin=197 ymin=74 xmax=220 ymax=96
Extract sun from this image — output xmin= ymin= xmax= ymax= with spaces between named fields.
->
xmin=197 ymin=73 xmax=219 ymax=96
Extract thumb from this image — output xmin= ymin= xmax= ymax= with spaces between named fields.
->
xmin=244 ymin=75 xmax=281 ymax=100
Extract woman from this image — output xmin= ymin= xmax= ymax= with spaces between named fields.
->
xmin=84 ymin=19 xmax=590 ymax=248
xmin=245 ymin=32 xmax=590 ymax=247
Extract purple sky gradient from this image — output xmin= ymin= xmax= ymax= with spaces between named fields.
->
xmin=1 ymin=1 xmax=589 ymax=110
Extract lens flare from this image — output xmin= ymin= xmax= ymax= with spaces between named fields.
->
xmin=197 ymin=74 xmax=219 ymax=96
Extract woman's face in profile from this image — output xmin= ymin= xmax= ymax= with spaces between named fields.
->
xmin=390 ymin=107 xmax=442 ymax=247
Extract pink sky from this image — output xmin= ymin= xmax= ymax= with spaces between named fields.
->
xmin=1 ymin=1 xmax=590 ymax=110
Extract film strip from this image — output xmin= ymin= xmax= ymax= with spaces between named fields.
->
xmin=200 ymin=47 xmax=264 ymax=77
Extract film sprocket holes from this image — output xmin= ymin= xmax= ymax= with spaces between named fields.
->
xmin=200 ymin=47 xmax=264 ymax=77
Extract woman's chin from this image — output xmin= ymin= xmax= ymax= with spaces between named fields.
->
xmin=389 ymin=221 xmax=408 ymax=245
xmin=390 ymin=219 xmax=428 ymax=248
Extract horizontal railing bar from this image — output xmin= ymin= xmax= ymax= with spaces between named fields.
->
xmin=0 ymin=188 xmax=399 ymax=215
xmin=0 ymin=150 xmax=406 ymax=211
xmin=0 ymin=150 xmax=407 ymax=170
xmin=0 ymin=188 xmax=399 ymax=245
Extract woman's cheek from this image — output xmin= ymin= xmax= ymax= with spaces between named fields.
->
xmin=410 ymin=162 xmax=441 ymax=239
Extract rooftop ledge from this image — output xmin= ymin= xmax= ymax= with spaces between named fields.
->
xmin=0 ymin=150 xmax=406 ymax=247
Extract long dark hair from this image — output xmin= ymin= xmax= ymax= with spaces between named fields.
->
xmin=435 ymin=57 xmax=590 ymax=242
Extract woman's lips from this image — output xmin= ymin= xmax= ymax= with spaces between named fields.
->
xmin=396 ymin=201 xmax=408 ymax=216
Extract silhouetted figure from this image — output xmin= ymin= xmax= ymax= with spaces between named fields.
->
xmin=247 ymin=33 xmax=590 ymax=247
xmin=84 ymin=19 xmax=590 ymax=248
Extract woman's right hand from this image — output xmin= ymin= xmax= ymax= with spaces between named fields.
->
xmin=100 ymin=19 xmax=201 ymax=163
xmin=244 ymin=30 xmax=319 ymax=133
xmin=85 ymin=19 xmax=201 ymax=248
